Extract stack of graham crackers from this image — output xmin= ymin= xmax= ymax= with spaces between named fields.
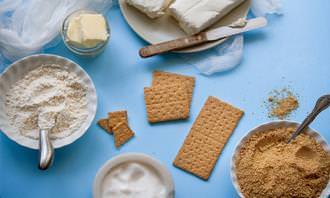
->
xmin=98 ymin=110 xmax=135 ymax=148
xmin=173 ymin=96 xmax=244 ymax=180
xmin=144 ymin=71 xmax=195 ymax=123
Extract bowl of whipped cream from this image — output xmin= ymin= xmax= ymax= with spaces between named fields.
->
xmin=0 ymin=54 xmax=97 ymax=149
xmin=93 ymin=153 xmax=175 ymax=198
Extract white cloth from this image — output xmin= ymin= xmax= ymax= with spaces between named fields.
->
xmin=0 ymin=0 xmax=112 ymax=61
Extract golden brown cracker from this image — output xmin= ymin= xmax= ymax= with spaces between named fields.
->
xmin=152 ymin=71 xmax=195 ymax=104
xmin=173 ymin=132 xmax=222 ymax=180
xmin=189 ymin=96 xmax=244 ymax=143
xmin=144 ymin=84 xmax=190 ymax=123
xmin=113 ymin=122 xmax=135 ymax=148
xmin=173 ymin=96 xmax=244 ymax=180
xmin=97 ymin=118 xmax=111 ymax=133
xmin=108 ymin=111 xmax=128 ymax=132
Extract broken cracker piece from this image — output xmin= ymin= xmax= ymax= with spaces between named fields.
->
xmin=113 ymin=122 xmax=135 ymax=148
xmin=144 ymin=83 xmax=190 ymax=123
xmin=97 ymin=118 xmax=111 ymax=133
xmin=108 ymin=111 xmax=128 ymax=132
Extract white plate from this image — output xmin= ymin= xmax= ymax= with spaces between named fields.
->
xmin=93 ymin=153 xmax=175 ymax=198
xmin=0 ymin=54 xmax=97 ymax=149
xmin=231 ymin=121 xmax=330 ymax=198
xmin=119 ymin=0 xmax=251 ymax=53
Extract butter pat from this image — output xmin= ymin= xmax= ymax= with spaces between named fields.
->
xmin=66 ymin=17 xmax=82 ymax=46
xmin=126 ymin=0 xmax=172 ymax=19
xmin=169 ymin=0 xmax=245 ymax=35
xmin=67 ymin=14 xmax=108 ymax=48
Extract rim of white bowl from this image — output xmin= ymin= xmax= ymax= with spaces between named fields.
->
xmin=93 ymin=152 xmax=175 ymax=198
xmin=230 ymin=120 xmax=330 ymax=198
xmin=0 ymin=54 xmax=97 ymax=149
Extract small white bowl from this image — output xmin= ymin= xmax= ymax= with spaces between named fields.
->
xmin=0 ymin=54 xmax=97 ymax=149
xmin=231 ymin=121 xmax=330 ymax=198
xmin=93 ymin=153 xmax=175 ymax=198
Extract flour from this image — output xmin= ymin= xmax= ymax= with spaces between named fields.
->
xmin=5 ymin=64 xmax=88 ymax=140
xmin=38 ymin=110 xmax=59 ymax=130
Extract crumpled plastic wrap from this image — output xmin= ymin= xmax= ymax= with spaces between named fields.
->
xmin=0 ymin=0 xmax=112 ymax=61
xmin=186 ymin=0 xmax=282 ymax=75
xmin=184 ymin=35 xmax=244 ymax=75
xmin=251 ymin=0 xmax=282 ymax=17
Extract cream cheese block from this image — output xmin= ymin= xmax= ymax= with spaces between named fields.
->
xmin=126 ymin=0 xmax=173 ymax=19
xmin=169 ymin=0 xmax=245 ymax=35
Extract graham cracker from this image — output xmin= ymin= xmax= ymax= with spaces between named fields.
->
xmin=144 ymin=83 xmax=190 ymax=123
xmin=97 ymin=118 xmax=111 ymax=133
xmin=108 ymin=111 xmax=128 ymax=133
xmin=173 ymin=132 xmax=222 ymax=180
xmin=152 ymin=71 xmax=195 ymax=104
xmin=173 ymin=96 xmax=244 ymax=180
xmin=113 ymin=122 xmax=135 ymax=148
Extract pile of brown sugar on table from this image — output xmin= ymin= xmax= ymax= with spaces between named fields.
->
xmin=235 ymin=126 xmax=330 ymax=198
xmin=267 ymin=88 xmax=299 ymax=119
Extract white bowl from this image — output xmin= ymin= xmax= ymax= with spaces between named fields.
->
xmin=0 ymin=54 xmax=97 ymax=149
xmin=93 ymin=153 xmax=175 ymax=198
xmin=231 ymin=121 xmax=330 ymax=198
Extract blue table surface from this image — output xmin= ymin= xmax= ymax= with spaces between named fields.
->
xmin=1 ymin=0 xmax=330 ymax=197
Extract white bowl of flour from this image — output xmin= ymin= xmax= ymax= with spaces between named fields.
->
xmin=0 ymin=54 xmax=97 ymax=149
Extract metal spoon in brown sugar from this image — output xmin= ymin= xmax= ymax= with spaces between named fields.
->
xmin=288 ymin=94 xmax=330 ymax=143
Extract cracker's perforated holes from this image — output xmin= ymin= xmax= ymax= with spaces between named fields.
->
xmin=144 ymin=83 xmax=190 ymax=123
xmin=173 ymin=96 xmax=244 ymax=180
xmin=152 ymin=71 xmax=195 ymax=102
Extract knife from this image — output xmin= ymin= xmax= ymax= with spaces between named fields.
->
xmin=139 ymin=17 xmax=267 ymax=58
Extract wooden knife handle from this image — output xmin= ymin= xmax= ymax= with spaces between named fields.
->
xmin=139 ymin=33 xmax=207 ymax=58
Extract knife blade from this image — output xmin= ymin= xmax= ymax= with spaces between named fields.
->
xmin=139 ymin=17 xmax=268 ymax=58
xmin=205 ymin=17 xmax=267 ymax=41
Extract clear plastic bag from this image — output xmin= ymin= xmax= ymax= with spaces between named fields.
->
xmin=251 ymin=0 xmax=282 ymax=17
xmin=184 ymin=35 xmax=244 ymax=75
xmin=0 ymin=0 xmax=112 ymax=61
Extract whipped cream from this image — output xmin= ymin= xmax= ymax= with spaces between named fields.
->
xmin=101 ymin=162 xmax=169 ymax=198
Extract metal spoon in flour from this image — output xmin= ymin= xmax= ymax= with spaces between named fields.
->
xmin=288 ymin=94 xmax=330 ymax=143
xmin=37 ymin=111 xmax=56 ymax=170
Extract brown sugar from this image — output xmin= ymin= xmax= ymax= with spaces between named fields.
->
xmin=270 ymin=95 xmax=298 ymax=119
xmin=235 ymin=126 xmax=330 ymax=198
xmin=267 ymin=89 xmax=299 ymax=119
